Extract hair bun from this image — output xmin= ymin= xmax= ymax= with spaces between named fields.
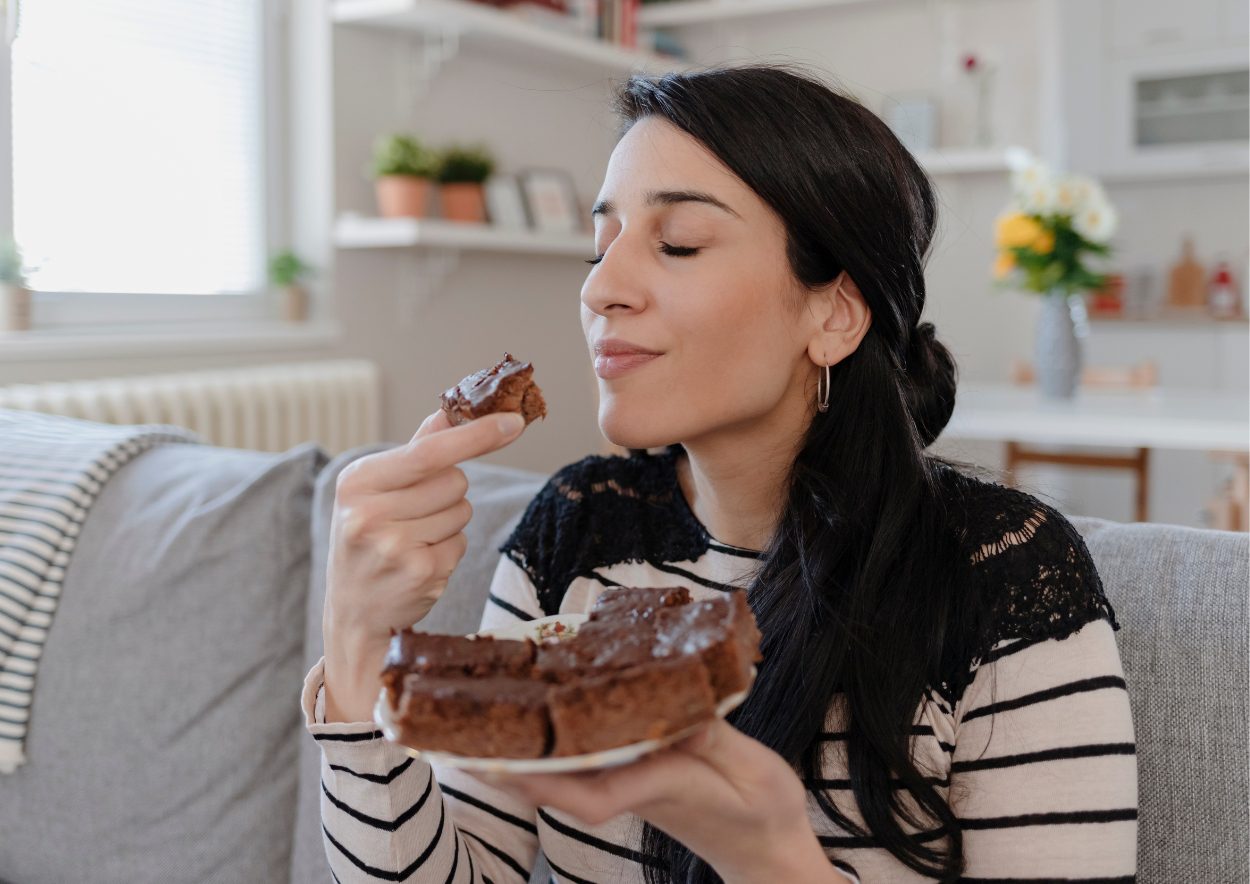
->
xmin=902 ymin=321 xmax=957 ymax=448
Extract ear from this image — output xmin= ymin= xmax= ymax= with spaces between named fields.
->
xmin=806 ymin=271 xmax=872 ymax=367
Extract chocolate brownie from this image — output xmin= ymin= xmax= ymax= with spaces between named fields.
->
xmin=654 ymin=592 xmax=762 ymax=700
xmin=547 ymin=656 xmax=716 ymax=756
xmin=391 ymin=675 xmax=551 ymax=759
xmin=380 ymin=631 xmax=535 ymax=705
xmin=440 ymin=353 xmax=547 ymax=426
xmin=588 ymin=586 xmax=692 ymax=622
xmin=534 ymin=617 xmax=658 ymax=683
xmin=382 ymin=587 xmax=763 ymax=759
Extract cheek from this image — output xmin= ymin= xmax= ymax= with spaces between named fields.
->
xmin=603 ymin=299 xmax=793 ymax=436
xmin=678 ymin=291 xmax=796 ymax=399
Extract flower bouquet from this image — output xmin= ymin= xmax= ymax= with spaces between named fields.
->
xmin=993 ymin=150 xmax=1118 ymax=398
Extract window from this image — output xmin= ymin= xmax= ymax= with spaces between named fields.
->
xmin=4 ymin=0 xmax=284 ymax=327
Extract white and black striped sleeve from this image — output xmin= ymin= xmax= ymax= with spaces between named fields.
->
xmin=302 ymin=659 xmax=542 ymax=883
xmin=481 ymin=553 xmax=546 ymax=628
xmin=950 ymin=617 xmax=1138 ymax=882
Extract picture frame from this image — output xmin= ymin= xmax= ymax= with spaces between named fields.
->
xmin=484 ymin=175 xmax=530 ymax=231
xmin=517 ymin=168 xmax=584 ymax=234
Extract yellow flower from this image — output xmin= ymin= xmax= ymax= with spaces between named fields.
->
xmin=995 ymin=212 xmax=1041 ymax=248
xmin=995 ymin=212 xmax=1054 ymax=253
xmin=993 ymin=250 xmax=1016 ymax=279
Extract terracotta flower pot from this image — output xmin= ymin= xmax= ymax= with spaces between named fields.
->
xmin=0 ymin=283 xmax=31 ymax=332
xmin=439 ymin=182 xmax=486 ymax=224
xmin=375 ymin=175 xmax=433 ymax=219
xmin=281 ymin=283 xmax=308 ymax=323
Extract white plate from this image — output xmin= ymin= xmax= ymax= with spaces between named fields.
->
xmin=373 ymin=613 xmax=754 ymax=774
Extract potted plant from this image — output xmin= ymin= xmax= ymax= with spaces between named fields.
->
xmin=371 ymin=134 xmax=441 ymax=218
xmin=269 ymin=250 xmax=314 ymax=323
xmin=436 ymin=143 xmax=495 ymax=224
xmin=993 ymin=149 xmax=1117 ymax=399
xmin=0 ymin=238 xmax=31 ymax=333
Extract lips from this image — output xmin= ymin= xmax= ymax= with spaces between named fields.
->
xmin=593 ymin=338 xmax=663 ymax=380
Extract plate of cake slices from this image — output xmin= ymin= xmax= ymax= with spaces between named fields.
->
xmin=373 ymin=586 xmax=762 ymax=774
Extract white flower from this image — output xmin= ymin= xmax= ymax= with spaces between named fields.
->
xmin=1072 ymin=189 xmax=1118 ymax=243
xmin=1014 ymin=177 xmax=1057 ymax=214
xmin=1053 ymin=174 xmax=1096 ymax=214
xmin=1009 ymin=154 xmax=1056 ymax=214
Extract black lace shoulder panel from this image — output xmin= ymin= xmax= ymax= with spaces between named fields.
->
xmin=947 ymin=469 xmax=1121 ymax=659
xmin=497 ymin=451 xmax=708 ymax=616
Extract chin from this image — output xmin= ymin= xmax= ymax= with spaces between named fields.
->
xmin=597 ymin=395 xmax=681 ymax=451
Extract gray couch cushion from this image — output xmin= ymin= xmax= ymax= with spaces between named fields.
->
xmin=0 ymin=440 xmax=327 ymax=884
xmin=290 ymin=443 xmax=546 ymax=884
xmin=1070 ymin=515 xmax=1249 ymax=882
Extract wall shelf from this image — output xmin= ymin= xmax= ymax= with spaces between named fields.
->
xmin=333 ymin=0 xmax=679 ymax=73
xmin=1088 ymin=311 xmax=1249 ymax=327
xmin=335 ymin=215 xmax=594 ymax=256
xmin=914 ymin=148 xmax=1015 ymax=176
xmin=637 ymin=0 xmax=874 ymax=28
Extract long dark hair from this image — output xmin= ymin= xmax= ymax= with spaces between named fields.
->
xmin=614 ymin=64 xmax=987 ymax=882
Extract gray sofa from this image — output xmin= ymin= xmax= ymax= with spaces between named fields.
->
xmin=0 ymin=431 xmax=1245 ymax=883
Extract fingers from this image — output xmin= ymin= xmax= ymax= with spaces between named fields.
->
xmin=474 ymin=747 xmax=699 ymax=828
xmin=410 ymin=407 xmax=453 ymax=442
xmin=375 ymin=530 xmax=467 ymax=585
xmin=371 ymin=467 xmax=469 ymax=522
xmin=398 ymin=498 xmax=473 ymax=547
xmin=343 ymin=411 xmax=526 ymax=494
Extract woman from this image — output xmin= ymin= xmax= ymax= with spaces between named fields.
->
xmin=304 ymin=64 xmax=1137 ymax=883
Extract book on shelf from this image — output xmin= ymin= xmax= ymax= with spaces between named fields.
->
xmin=472 ymin=0 xmax=654 ymax=53
xmin=600 ymin=0 xmax=639 ymax=49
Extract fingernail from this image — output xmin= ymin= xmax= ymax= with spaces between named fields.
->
xmin=498 ymin=413 xmax=525 ymax=436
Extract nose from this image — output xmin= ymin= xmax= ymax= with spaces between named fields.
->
xmin=580 ymin=235 xmax=648 ymax=317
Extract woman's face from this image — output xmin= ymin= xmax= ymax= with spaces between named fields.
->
xmin=582 ymin=116 xmax=828 ymax=452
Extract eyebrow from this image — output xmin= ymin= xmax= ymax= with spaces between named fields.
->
xmin=591 ymin=189 xmax=741 ymax=220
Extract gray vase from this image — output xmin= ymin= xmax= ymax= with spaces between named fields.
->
xmin=1034 ymin=291 xmax=1086 ymax=399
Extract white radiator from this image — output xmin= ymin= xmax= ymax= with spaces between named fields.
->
xmin=0 ymin=359 xmax=382 ymax=456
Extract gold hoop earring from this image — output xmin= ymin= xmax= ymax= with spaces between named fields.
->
xmin=817 ymin=363 xmax=831 ymax=413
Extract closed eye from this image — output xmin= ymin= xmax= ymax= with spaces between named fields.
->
xmin=584 ymin=243 xmax=701 ymax=265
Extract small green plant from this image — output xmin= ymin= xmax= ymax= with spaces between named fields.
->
xmin=371 ymin=134 xmax=441 ymax=179
xmin=268 ymin=250 xmax=313 ymax=287
xmin=0 ymin=239 xmax=27 ymax=286
xmin=437 ymin=143 xmax=495 ymax=184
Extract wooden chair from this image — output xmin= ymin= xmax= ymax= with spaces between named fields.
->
xmin=1005 ymin=358 xmax=1159 ymax=523
xmin=1204 ymin=449 xmax=1250 ymax=532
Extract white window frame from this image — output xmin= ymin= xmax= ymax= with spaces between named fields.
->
xmin=0 ymin=0 xmax=290 ymax=331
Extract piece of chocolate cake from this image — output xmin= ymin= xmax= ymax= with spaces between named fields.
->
xmin=653 ymin=592 xmax=762 ymax=701
xmin=588 ymin=586 xmax=692 ymax=623
xmin=440 ymin=353 xmax=547 ymax=426
xmin=381 ymin=588 xmax=763 ymax=760
xmin=534 ymin=617 xmax=658 ymax=684
xmin=546 ymin=656 xmax=716 ymax=756
xmin=381 ymin=631 xmax=535 ymax=706
xmin=392 ymin=675 xmax=551 ymax=759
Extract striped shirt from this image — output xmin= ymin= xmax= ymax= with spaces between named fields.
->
xmin=303 ymin=448 xmax=1137 ymax=882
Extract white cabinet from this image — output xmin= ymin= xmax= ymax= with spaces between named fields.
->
xmin=1060 ymin=0 xmax=1249 ymax=181
xmin=1108 ymin=0 xmax=1224 ymax=55
xmin=1106 ymin=45 xmax=1249 ymax=179
xmin=1226 ymin=0 xmax=1250 ymax=45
